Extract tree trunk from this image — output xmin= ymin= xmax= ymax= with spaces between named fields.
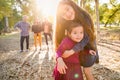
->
xmin=78 ymin=0 xmax=80 ymax=6
xmin=80 ymin=0 xmax=85 ymax=8
xmin=95 ymin=0 xmax=100 ymax=42
xmin=4 ymin=16 xmax=10 ymax=32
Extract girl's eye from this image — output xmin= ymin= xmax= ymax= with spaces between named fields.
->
xmin=65 ymin=6 xmax=70 ymax=11
xmin=65 ymin=8 xmax=69 ymax=11
xmin=63 ymin=8 xmax=68 ymax=14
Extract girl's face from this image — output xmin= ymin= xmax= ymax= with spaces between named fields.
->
xmin=60 ymin=4 xmax=75 ymax=20
xmin=69 ymin=26 xmax=84 ymax=42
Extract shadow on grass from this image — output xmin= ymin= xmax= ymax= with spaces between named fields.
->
xmin=93 ymin=64 xmax=120 ymax=80
xmin=98 ymin=41 xmax=120 ymax=52
xmin=0 ymin=49 xmax=120 ymax=80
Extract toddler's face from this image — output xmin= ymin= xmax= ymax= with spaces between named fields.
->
xmin=69 ymin=26 xmax=84 ymax=42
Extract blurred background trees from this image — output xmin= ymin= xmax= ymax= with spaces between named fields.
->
xmin=0 ymin=0 xmax=120 ymax=35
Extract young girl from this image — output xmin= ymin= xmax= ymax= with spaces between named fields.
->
xmin=55 ymin=0 xmax=99 ymax=80
xmin=54 ymin=22 xmax=85 ymax=80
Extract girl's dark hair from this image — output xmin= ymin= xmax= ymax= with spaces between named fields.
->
xmin=55 ymin=0 xmax=96 ymax=51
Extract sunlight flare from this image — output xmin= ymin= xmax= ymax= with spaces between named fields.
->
xmin=35 ymin=0 xmax=60 ymax=18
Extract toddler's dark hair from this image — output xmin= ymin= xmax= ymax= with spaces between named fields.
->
xmin=66 ymin=22 xmax=83 ymax=34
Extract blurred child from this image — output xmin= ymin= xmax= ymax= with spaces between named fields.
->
xmin=32 ymin=18 xmax=42 ymax=50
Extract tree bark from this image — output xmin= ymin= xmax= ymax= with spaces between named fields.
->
xmin=80 ymin=0 xmax=85 ymax=8
xmin=78 ymin=0 xmax=80 ymax=6
xmin=4 ymin=16 xmax=9 ymax=32
xmin=95 ymin=0 xmax=100 ymax=42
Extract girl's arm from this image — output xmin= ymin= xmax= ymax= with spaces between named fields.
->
xmin=72 ymin=33 xmax=89 ymax=52
xmin=62 ymin=33 xmax=89 ymax=58
xmin=57 ymin=57 xmax=67 ymax=74
xmin=56 ymin=38 xmax=68 ymax=74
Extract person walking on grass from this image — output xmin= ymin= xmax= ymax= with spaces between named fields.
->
xmin=42 ymin=18 xmax=52 ymax=48
xmin=14 ymin=15 xmax=30 ymax=53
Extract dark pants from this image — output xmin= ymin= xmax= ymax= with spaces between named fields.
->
xmin=44 ymin=33 xmax=52 ymax=45
xmin=20 ymin=35 xmax=29 ymax=51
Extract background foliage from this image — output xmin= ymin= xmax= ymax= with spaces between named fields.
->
xmin=0 ymin=0 xmax=120 ymax=34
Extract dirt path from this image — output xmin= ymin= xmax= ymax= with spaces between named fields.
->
xmin=0 ymin=32 xmax=120 ymax=80
xmin=0 ymin=32 xmax=55 ymax=80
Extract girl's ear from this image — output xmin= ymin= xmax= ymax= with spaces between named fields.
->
xmin=65 ymin=29 xmax=71 ymax=37
xmin=65 ymin=29 xmax=68 ymax=36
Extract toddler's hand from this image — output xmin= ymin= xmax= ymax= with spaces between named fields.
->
xmin=57 ymin=57 xmax=68 ymax=74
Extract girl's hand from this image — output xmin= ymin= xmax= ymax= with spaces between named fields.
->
xmin=57 ymin=57 xmax=68 ymax=74
xmin=89 ymin=50 xmax=96 ymax=55
xmin=62 ymin=49 xmax=74 ymax=58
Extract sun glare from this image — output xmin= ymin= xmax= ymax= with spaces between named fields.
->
xmin=35 ymin=0 xmax=60 ymax=19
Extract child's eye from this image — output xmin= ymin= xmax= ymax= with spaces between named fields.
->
xmin=73 ymin=32 xmax=77 ymax=34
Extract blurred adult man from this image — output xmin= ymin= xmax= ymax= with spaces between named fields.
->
xmin=14 ymin=15 xmax=30 ymax=52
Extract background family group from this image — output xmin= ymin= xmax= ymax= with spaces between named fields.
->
xmin=14 ymin=15 xmax=52 ymax=53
